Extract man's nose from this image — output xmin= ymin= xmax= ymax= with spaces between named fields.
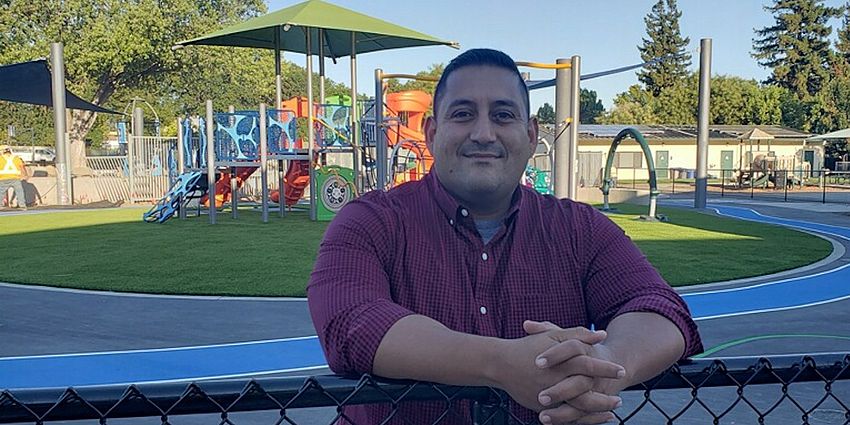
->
xmin=469 ymin=116 xmax=496 ymax=143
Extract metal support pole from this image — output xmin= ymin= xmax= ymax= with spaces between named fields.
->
xmin=206 ymin=100 xmax=216 ymax=224
xmin=275 ymin=29 xmax=282 ymax=111
xmin=279 ymin=159 xmax=286 ymax=218
xmin=319 ymin=29 xmax=326 ymax=104
xmin=176 ymin=117 xmax=186 ymax=220
xmin=260 ymin=103 xmax=269 ymax=222
xmin=50 ymin=42 xmax=71 ymax=205
xmin=307 ymin=30 xmax=317 ymax=220
xmin=695 ymin=38 xmax=712 ymax=209
xmin=130 ymin=107 xmax=143 ymax=203
xmin=230 ymin=166 xmax=238 ymax=219
xmin=351 ymin=34 xmax=361 ymax=193
xmin=375 ymin=68 xmax=387 ymax=190
xmin=553 ymin=58 xmax=569 ymax=198
xmin=567 ymin=56 xmax=581 ymax=200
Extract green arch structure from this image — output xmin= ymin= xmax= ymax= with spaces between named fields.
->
xmin=600 ymin=128 xmax=660 ymax=219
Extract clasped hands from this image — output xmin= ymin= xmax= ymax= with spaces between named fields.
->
xmin=498 ymin=320 xmax=626 ymax=425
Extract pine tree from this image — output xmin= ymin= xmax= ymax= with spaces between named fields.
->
xmin=637 ymin=0 xmax=692 ymax=96
xmin=835 ymin=3 xmax=850 ymax=69
xmin=752 ymin=0 xmax=841 ymax=100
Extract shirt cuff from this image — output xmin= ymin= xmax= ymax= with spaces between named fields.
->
xmin=615 ymin=295 xmax=704 ymax=359
xmin=336 ymin=300 xmax=416 ymax=374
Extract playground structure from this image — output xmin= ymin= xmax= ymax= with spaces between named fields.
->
xmin=142 ymin=97 xmax=357 ymax=224
xmin=736 ymin=153 xmax=809 ymax=189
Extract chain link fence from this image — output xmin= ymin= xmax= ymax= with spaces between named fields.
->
xmin=1 ymin=354 xmax=848 ymax=424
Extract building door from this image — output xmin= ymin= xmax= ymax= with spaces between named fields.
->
xmin=804 ymin=150 xmax=815 ymax=177
xmin=655 ymin=150 xmax=669 ymax=179
xmin=721 ymin=150 xmax=734 ymax=179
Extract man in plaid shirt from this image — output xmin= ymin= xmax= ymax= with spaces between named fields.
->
xmin=308 ymin=48 xmax=702 ymax=425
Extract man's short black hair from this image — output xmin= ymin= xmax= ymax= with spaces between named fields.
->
xmin=432 ymin=48 xmax=530 ymax=119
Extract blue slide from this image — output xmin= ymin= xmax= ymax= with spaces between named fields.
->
xmin=143 ymin=171 xmax=206 ymax=223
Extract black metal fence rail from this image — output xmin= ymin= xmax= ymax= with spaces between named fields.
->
xmin=606 ymin=168 xmax=850 ymax=205
xmin=1 ymin=354 xmax=848 ymax=424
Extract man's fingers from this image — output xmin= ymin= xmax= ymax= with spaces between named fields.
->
xmin=564 ymin=390 xmax=622 ymax=415
xmin=535 ymin=341 xmax=625 ymax=380
xmin=539 ymin=404 xmax=617 ymax=425
xmin=523 ymin=320 xmax=560 ymax=335
xmin=574 ymin=411 xmax=618 ymax=425
xmin=523 ymin=321 xmax=607 ymax=345
xmin=537 ymin=375 xmax=595 ymax=407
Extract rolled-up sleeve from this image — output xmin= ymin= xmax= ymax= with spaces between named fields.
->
xmin=307 ymin=196 xmax=415 ymax=374
xmin=578 ymin=205 xmax=703 ymax=358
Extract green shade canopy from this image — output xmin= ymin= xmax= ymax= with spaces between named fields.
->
xmin=177 ymin=0 xmax=457 ymax=58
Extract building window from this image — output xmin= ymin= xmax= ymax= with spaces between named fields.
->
xmin=614 ymin=152 xmax=643 ymax=169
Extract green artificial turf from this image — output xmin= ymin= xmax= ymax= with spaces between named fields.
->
xmin=605 ymin=203 xmax=833 ymax=285
xmin=0 ymin=208 xmax=328 ymax=296
xmin=0 ymin=203 xmax=833 ymax=295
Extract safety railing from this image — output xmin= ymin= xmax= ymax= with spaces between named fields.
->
xmin=85 ymin=156 xmax=130 ymax=203
xmin=1 ymin=354 xmax=847 ymax=424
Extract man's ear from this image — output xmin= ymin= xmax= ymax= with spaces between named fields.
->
xmin=424 ymin=115 xmax=437 ymax=152
xmin=527 ymin=116 xmax=539 ymax=150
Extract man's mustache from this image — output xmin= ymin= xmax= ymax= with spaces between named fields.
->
xmin=458 ymin=144 xmax=505 ymax=157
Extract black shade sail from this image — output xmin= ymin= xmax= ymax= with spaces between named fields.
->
xmin=0 ymin=60 xmax=120 ymax=114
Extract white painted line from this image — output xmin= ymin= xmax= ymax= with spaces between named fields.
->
xmin=694 ymin=293 xmax=850 ymax=321
xmin=0 ymin=281 xmax=308 ymax=302
xmin=0 ymin=336 xmax=319 ymax=361
xmin=685 ymin=262 xmax=850 ymax=297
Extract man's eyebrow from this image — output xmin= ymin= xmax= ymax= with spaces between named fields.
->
xmin=444 ymin=99 xmax=476 ymax=111
xmin=492 ymin=99 xmax=521 ymax=110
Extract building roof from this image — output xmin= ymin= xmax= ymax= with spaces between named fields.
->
xmin=538 ymin=124 xmax=811 ymax=141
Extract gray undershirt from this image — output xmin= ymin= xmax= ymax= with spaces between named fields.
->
xmin=475 ymin=219 xmax=503 ymax=244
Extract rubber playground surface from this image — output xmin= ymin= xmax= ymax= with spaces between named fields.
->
xmin=1 ymin=201 xmax=850 ymax=391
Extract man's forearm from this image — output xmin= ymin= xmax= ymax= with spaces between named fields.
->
xmin=599 ymin=312 xmax=686 ymax=390
xmin=372 ymin=314 xmax=504 ymax=387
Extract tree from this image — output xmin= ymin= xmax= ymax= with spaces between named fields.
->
xmin=0 ymin=0 xmax=266 ymax=168
xmin=536 ymin=103 xmax=555 ymax=124
xmin=752 ymin=0 xmax=841 ymax=100
xmin=637 ymin=0 xmax=691 ymax=96
xmin=836 ymin=2 xmax=850 ymax=66
xmin=600 ymin=75 xmax=784 ymax=126
xmin=579 ymin=89 xmax=605 ymax=124
xmin=386 ymin=64 xmax=444 ymax=96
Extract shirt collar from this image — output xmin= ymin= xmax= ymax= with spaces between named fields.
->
xmin=425 ymin=172 xmax=524 ymax=226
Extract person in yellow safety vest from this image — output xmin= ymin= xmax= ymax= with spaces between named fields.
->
xmin=0 ymin=145 xmax=28 ymax=210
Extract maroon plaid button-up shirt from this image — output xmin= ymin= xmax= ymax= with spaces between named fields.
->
xmin=308 ymin=172 xmax=702 ymax=424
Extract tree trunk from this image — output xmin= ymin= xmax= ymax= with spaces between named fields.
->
xmin=67 ymin=82 xmax=115 ymax=173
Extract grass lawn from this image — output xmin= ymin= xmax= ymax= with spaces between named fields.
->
xmin=606 ymin=203 xmax=832 ymax=285
xmin=0 ymin=204 xmax=833 ymax=296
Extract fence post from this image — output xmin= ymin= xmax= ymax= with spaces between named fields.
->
xmin=751 ymin=173 xmax=755 ymax=199
xmin=784 ymin=169 xmax=788 ymax=202
xmin=721 ymin=169 xmax=725 ymax=198
xmin=672 ymin=171 xmax=676 ymax=194
xmin=822 ymin=170 xmax=827 ymax=204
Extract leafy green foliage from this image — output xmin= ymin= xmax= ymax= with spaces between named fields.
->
xmin=536 ymin=103 xmax=555 ymax=125
xmin=752 ymin=0 xmax=841 ymax=100
xmin=637 ymin=0 xmax=691 ymax=96
xmin=600 ymin=75 xmax=784 ymax=126
xmin=0 ymin=0 xmax=351 ymax=154
xmin=579 ymin=89 xmax=605 ymax=124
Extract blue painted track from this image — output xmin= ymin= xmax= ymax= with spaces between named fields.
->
xmin=2 ymin=204 xmax=848 ymax=390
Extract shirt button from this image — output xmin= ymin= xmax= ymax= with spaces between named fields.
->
xmin=461 ymin=209 xmax=469 ymax=217
xmin=449 ymin=219 xmax=454 ymax=226
xmin=481 ymin=252 xmax=488 ymax=261
xmin=480 ymin=306 xmax=487 ymax=315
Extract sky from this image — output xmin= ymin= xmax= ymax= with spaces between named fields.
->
xmin=267 ymin=0 xmax=847 ymax=112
